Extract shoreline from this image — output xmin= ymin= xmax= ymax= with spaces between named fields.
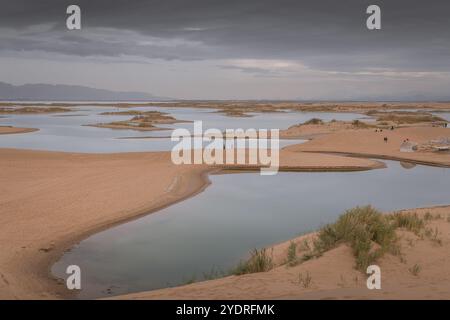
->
xmin=300 ymin=151 xmax=450 ymax=168
xmin=0 ymin=146 xmax=385 ymax=299
xmin=1 ymin=122 xmax=449 ymax=299
xmin=0 ymin=148 xmax=211 ymax=299
xmin=46 ymin=168 xmax=213 ymax=300
xmin=116 ymin=205 xmax=450 ymax=300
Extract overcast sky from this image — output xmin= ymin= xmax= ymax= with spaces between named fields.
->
xmin=1 ymin=0 xmax=450 ymax=100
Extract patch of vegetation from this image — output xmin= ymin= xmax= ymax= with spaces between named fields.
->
xmin=313 ymin=206 xmax=399 ymax=271
xmin=408 ymin=264 xmax=421 ymax=276
xmin=389 ymin=212 xmax=424 ymax=235
xmin=351 ymin=119 xmax=372 ymax=128
xmin=286 ymin=241 xmax=299 ymax=266
xmin=424 ymin=227 xmax=442 ymax=246
xmin=377 ymin=113 xmax=446 ymax=124
xmin=297 ymin=271 xmax=312 ymax=288
xmin=298 ymin=239 xmax=316 ymax=262
xmin=232 ymin=248 xmax=274 ymax=275
xmin=303 ymin=118 xmax=324 ymax=125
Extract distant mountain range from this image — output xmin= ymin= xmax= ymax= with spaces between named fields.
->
xmin=0 ymin=82 xmax=171 ymax=101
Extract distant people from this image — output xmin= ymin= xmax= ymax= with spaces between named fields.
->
xmin=391 ymin=126 xmax=394 ymax=130
xmin=384 ymin=137 xmax=388 ymax=143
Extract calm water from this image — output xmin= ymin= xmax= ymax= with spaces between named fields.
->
xmin=0 ymin=105 xmax=365 ymax=152
xmin=52 ymin=160 xmax=450 ymax=299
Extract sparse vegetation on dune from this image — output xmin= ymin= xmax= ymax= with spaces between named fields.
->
xmin=232 ymin=248 xmax=274 ymax=275
xmin=297 ymin=271 xmax=312 ymax=288
xmin=232 ymin=206 xmax=445 ymax=278
xmin=408 ymin=263 xmax=421 ymax=276
xmin=313 ymin=206 xmax=399 ymax=271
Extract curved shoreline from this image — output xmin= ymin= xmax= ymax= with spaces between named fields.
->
xmin=115 ymin=204 xmax=450 ymax=300
xmin=46 ymin=169 xmax=213 ymax=300
xmin=299 ymin=151 xmax=450 ymax=168
xmin=0 ymin=142 xmax=448 ymax=299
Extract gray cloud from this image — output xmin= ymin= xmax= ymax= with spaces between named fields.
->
xmin=1 ymin=0 xmax=450 ymax=71
xmin=1 ymin=0 xmax=450 ymax=99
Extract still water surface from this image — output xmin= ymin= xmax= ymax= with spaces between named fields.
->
xmin=52 ymin=160 xmax=450 ymax=298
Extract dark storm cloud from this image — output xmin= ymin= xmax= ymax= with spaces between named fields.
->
xmin=1 ymin=0 xmax=450 ymax=71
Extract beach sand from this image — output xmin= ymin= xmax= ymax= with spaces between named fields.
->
xmin=286 ymin=126 xmax=450 ymax=167
xmin=0 ymin=126 xmax=38 ymax=135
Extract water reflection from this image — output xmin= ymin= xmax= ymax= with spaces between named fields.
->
xmin=52 ymin=160 xmax=450 ymax=299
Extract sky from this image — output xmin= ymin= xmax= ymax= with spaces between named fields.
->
xmin=1 ymin=0 xmax=450 ymax=100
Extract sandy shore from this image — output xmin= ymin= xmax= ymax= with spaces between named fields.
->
xmin=0 ymin=126 xmax=38 ymax=135
xmin=118 ymin=206 xmax=450 ymax=300
xmin=0 ymin=147 xmax=384 ymax=299
xmin=0 ymin=149 xmax=209 ymax=299
xmin=286 ymin=126 xmax=450 ymax=167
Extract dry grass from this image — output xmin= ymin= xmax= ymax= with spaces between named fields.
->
xmin=297 ymin=271 xmax=312 ymax=288
xmin=285 ymin=206 xmax=428 ymax=272
xmin=408 ymin=264 xmax=421 ymax=276
xmin=233 ymin=248 xmax=274 ymax=275
xmin=303 ymin=118 xmax=324 ymax=125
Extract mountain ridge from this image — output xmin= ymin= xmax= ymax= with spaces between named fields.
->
xmin=0 ymin=82 xmax=172 ymax=101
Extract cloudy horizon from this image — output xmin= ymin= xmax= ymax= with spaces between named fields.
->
xmin=1 ymin=0 xmax=450 ymax=100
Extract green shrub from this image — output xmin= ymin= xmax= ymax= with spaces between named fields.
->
xmin=286 ymin=242 xmax=298 ymax=266
xmin=313 ymin=206 xmax=397 ymax=271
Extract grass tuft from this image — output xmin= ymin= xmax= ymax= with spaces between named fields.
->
xmin=389 ymin=212 xmax=424 ymax=235
xmin=297 ymin=271 xmax=312 ymax=288
xmin=286 ymin=241 xmax=299 ymax=266
xmin=232 ymin=248 xmax=274 ymax=275
xmin=408 ymin=264 xmax=421 ymax=276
